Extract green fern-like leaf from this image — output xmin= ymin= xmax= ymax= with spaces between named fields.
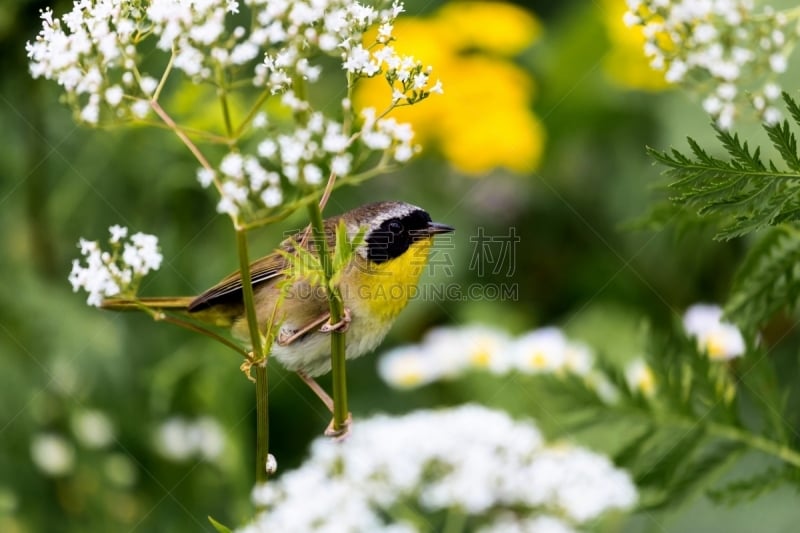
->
xmin=648 ymin=440 xmax=744 ymax=510
xmin=725 ymin=225 xmax=800 ymax=332
xmin=707 ymin=466 xmax=792 ymax=506
xmin=648 ymin=93 xmax=800 ymax=240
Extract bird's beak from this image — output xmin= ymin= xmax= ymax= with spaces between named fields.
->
xmin=427 ymin=221 xmax=455 ymax=235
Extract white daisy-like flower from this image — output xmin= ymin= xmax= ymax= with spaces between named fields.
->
xmin=625 ymin=358 xmax=656 ymax=396
xmin=31 ymin=434 xmax=76 ymax=477
xmin=683 ymin=304 xmax=746 ymax=360
xmin=512 ymin=327 xmax=568 ymax=373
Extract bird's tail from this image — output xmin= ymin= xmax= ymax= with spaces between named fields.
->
xmin=101 ymin=296 xmax=194 ymax=312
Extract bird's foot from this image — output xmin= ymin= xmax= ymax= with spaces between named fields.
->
xmin=320 ymin=307 xmax=352 ymax=333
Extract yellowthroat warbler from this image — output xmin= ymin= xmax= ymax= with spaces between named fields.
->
xmin=103 ymin=201 xmax=454 ymax=379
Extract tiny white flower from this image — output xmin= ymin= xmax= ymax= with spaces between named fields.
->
xmin=197 ymin=167 xmax=216 ymax=188
xmin=625 ymin=358 xmax=655 ymax=396
xmin=513 ymin=327 xmax=567 ymax=373
xmin=71 ymin=410 xmax=115 ymax=449
xmin=769 ymin=53 xmax=787 ymax=73
xmin=258 ymin=139 xmax=277 ymax=158
xmin=331 ymin=153 xmax=352 ymax=176
xmin=252 ymin=112 xmax=268 ymax=129
xmin=703 ymin=95 xmax=723 ymax=115
xmin=378 ymin=346 xmax=437 ymax=389
xmin=131 ymin=100 xmax=150 ymax=119
xmin=717 ymin=83 xmax=737 ymax=101
xmin=764 ymin=107 xmax=782 ymax=125
xmin=104 ymin=85 xmax=124 ymax=106
xmin=683 ymin=304 xmax=745 ymax=360
xmin=260 ymin=186 xmax=283 ymax=208
xmin=623 ymin=12 xmax=641 ymax=27
xmin=303 ymin=163 xmax=323 ymax=185
xmin=764 ymin=82 xmax=781 ymax=100
xmin=139 ymin=76 xmax=158 ymax=96
xmin=108 ymin=224 xmax=128 ymax=244
xmin=31 ymin=434 xmax=75 ymax=476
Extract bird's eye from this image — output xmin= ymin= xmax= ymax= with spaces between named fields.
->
xmin=387 ymin=220 xmax=403 ymax=234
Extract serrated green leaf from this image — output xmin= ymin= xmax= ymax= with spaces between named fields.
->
xmin=725 ymin=225 xmax=800 ymax=331
xmin=648 ymin=440 xmax=744 ymax=510
xmin=647 ymin=96 xmax=800 ymax=238
xmin=635 ymin=425 xmax=706 ymax=487
xmin=613 ymin=427 xmax=654 ymax=467
xmin=278 ymin=239 xmax=325 ymax=288
xmin=707 ymin=466 xmax=789 ymax=506
xmin=330 ymin=221 xmax=366 ymax=289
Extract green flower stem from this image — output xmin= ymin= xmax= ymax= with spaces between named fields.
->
xmin=705 ymin=422 xmax=800 ymax=468
xmin=217 ymin=66 xmax=234 ymax=140
xmin=629 ymin=407 xmax=800 ymax=469
xmin=152 ymin=310 xmax=249 ymax=358
xmin=306 ymin=199 xmax=349 ymax=433
xmin=234 ymin=88 xmax=271 ymax=139
xmin=240 ymin=165 xmax=397 ymax=232
xmin=236 ymin=228 xmax=270 ymax=483
xmin=149 ymin=100 xmax=227 ymax=199
xmin=442 ymin=507 xmax=467 ymax=533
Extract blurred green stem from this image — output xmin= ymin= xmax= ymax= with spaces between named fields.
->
xmin=306 ymin=199 xmax=349 ymax=433
xmin=236 ymin=228 xmax=270 ymax=483
xmin=706 ymin=422 xmax=800 ymax=468
xmin=442 ymin=508 xmax=467 ymax=533
xmin=216 ymin=66 xmax=234 ymax=141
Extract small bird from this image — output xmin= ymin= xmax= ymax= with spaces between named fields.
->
xmin=103 ymin=201 xmax=453 ymax=426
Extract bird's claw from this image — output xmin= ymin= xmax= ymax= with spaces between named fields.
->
xmin=320 ymin=308 xmax=352 ymax=333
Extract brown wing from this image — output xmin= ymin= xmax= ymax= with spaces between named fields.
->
xmin=188 ymin=251 xmax=288 ymax=311
xmin=188 ymin=217 xmax=345 ymax=312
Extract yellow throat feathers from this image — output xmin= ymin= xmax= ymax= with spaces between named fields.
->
xmin=346 ymin=237 xmax=434 ymax=319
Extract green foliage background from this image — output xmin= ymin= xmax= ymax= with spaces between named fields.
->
xmin=3 ymin=0 xmax=800 ymax=532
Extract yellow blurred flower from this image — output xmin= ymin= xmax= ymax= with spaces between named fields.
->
xmin=602 ymin=0 xmax=670 ymax=91
xmin=354 ymin=1 xmax=544 ymax=176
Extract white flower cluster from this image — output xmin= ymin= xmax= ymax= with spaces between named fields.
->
xmin=205 ymin=111 xmax=359 ymax=217
xmin=27 ymin=0 xmax=156 ymax=124
xmin=30 ymin=0 xmax=441 ymax=221
xmin=624 ymin=0 xmax=797 ymax=128
xmin=154 ymin=416 xmax=226 ymax=462
xmin=242 ymin=405 xmax=637 ymax=532
xmin=378 ymin=325 xmax=597 ymax=389
xmin=68 ymin=225 xmax=163 ymax=307
xmin=252 ymin=0 xmax=441 ymax=104
xmin=683 ymin=303 xmax=746 ymax=360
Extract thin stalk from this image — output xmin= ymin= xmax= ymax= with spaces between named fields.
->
xmin=217 ymin=66 xmax=234 ymax=140
xmin=157 ymin=314 xmax=249 ymax=358
xmin=236 ymin=228 xmax=270 ymax=483
xmin=150 ymin=100 xmax=215 ymax=172
xmin=306 ymin=200 xmax=349 ymax=432
xmin=153 ymin=48 xmax=175 ymax=101
xmin=241 ymin=165 xmax=397 ymax=231
xmin=234 ymin=88 xmax=272 ymax=138
xmin=255 ymin=364 xmax=269 ymax=485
